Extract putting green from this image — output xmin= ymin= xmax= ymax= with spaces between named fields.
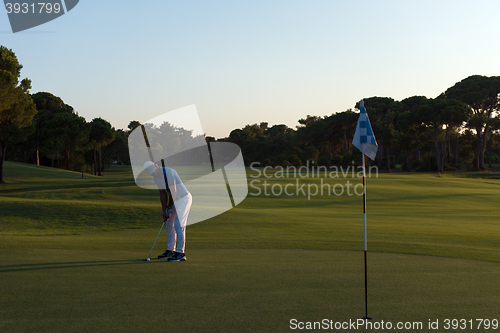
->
xmin=0 ymin=162 xmax=499 ymax=332
xmin=0 ymin=246 xmax=498 ymax=332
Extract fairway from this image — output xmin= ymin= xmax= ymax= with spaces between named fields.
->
xmin=0 ymin=162 xmax=499 ymax=332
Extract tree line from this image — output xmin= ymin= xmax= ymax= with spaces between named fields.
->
xmin=2 ymin=44 xmax=500 ymax=183
xmin=225 ymin=76 xmax=500 ymax=173
xmin=0 ymin=46 xmax=138 ymax=182
xmin=1 ymin=89 xmax=137 ymax=180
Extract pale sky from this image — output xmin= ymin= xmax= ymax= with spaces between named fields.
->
xmin=2 ymin=0 xmax=500 ymax=138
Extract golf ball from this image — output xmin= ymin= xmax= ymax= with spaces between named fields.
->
xmin=146 ymin=258 xmax=150 ymax=261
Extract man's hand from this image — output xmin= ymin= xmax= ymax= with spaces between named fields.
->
xmin=163 ymin=206 xmax=174 ymax=221
xmin=163 ymin=211 xmax=170 ymax=221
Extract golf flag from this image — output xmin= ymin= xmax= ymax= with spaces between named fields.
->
xmin=352 ymin=99 xmax=377 ymax=320
xmin=352 ymin=100 xmax=378 ymax=160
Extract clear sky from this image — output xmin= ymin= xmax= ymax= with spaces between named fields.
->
xmin=2 ymin=0 xmax=500 ymax=138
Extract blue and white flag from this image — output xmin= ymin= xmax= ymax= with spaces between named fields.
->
xmin=352 ymin=100 xmax=378 ymax=160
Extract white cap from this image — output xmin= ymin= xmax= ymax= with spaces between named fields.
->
xmin=143 ymin=161 xmax=156 ymax=175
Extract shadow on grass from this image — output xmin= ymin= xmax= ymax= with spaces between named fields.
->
xmin=0 ymin=259 xmax=160 ymax=273
xmin=0 ymin=180 xmax=134 ymax=194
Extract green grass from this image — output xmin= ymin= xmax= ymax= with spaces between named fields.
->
xmin=1 ymin=247 xmax=499 ymax=332
xmin=443 ymin=172 xmax=500 ymax=179
xmin=0 ymin=163 xmax=160 ymax=235
xmin=0 ymin=162 xmax=499 ymax=332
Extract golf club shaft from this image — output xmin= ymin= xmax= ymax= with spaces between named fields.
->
xmin=149 ymin=221 xmax=165 ymax=257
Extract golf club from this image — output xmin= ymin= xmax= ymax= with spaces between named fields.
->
xmin=144 ymin=221 xmax=165 ymax=261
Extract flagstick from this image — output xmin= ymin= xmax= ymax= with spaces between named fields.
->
xmin=362 ymin=153 xmax=371 ymax=320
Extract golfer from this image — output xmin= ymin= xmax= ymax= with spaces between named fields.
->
xmin=144 ymin=161 xmax=192 ymax=261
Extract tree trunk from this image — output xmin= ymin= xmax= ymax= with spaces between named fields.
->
xmin=342 ymin=130 xmax=348 ymax=154
xmin=453 ymin=135 xmax=458 ymax=164
xmin=475 ymin=128 xmax=482 ymax=170
xmin=0 ymin=139 xmax=7 ymax=183
xmin=377 ymin=147 xmax=382 ymax=170
xmin=406 ymin=150 xmax=410 ymax=172
xmin=101 ymin=151 xmax=106 ymax=173
xmin=35 ymin=130 xmax=40 ymax=166
xmin=93 ymin=148 xmax=97 ymax=176
xmin=446 ymin=132 xmax=451 ymax=164
xmin=480 ymin=127 xmax=488 ymax=170
xmin=433 ymin=127 xmax=443 ymax=173
xmin=66 ymin=147 xmax=70 ymax=170
xmin=441 ymin=129 xmax=450 ymax=172
xmin=98 ymin=146 xmax=102 ymax=176
xmin=386 ymin=147 xmax=390 ymax=171
xmin=440 ymin=141 xmax=446 ymax=172
xmin=486 ymin=150 xmax=492 ymax=168
xmin=428 ymin=151 xmax=431 ymax=171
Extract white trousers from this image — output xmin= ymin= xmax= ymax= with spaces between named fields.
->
xmin=166 ymin=193 xmax=192 ymax=253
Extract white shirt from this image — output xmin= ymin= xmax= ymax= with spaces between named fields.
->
xmin=153 ymin=167 xmax=189 ymax=201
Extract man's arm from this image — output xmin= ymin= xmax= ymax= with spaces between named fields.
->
xmin=159 ymin=190 xmax=169 ymax=221
xmin=159 ymin=189 xmax=175 ymax=221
